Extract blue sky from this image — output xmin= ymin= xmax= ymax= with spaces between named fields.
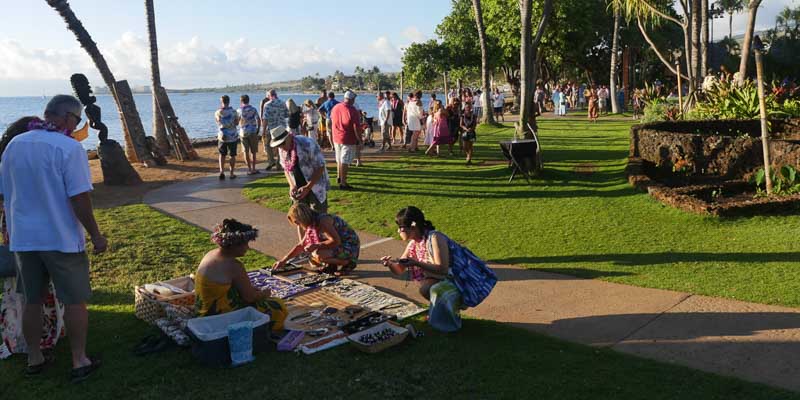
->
xmin=0 ymin=0 xmax=796 ymax=96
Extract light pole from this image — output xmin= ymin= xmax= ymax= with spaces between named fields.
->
xmin=673 ymin=49 xmax=683 ymax=118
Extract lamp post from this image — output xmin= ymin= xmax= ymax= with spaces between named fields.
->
xmin=753 ymin=36 xmax=773 ymax=194
xmin=673 ymin=49 xmax=683 ymax=118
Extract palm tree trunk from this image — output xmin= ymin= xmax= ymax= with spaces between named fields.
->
xmin=47 ymin=0 xmax=153 ymax=166
xmin=472 ymin=0 xmax=495 ymax=124
xmin=145 ymin=0 xmax=169 ymax=154
xmin=728 ymin=12 xmax=734 ymax=39
xmin=691 ymin=0 xmax=701 ymax=85
xmin=701 ymin=0 xmax=709 ymax=78
xmin=737 ymin=0 xmax=762 ymax=84
xmin=610 ymin=5 xmax=621 ymax=114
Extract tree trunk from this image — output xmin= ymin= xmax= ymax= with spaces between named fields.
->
xmin=728 ymin=12 xmax=734 ymax=39
xmin=472 ymin=0 xmax=495 ymax=124
xmin=610 ymin=5 xmax=621 ymax=114
xmin=701 ymin=0 xmax=709 ymax=78
xmin=145 ymin=0 xmax=169 ymax=155
xmin=519 ymin=0 xmax=553 ymax=136
xmin=737 ymin=0 xmax=762 ymax=84
xmin=682 ymin=23 xmax=696 ymax=94
xmin=46 ymin=0 xmax=154 ymax=166
xmin=691 ymin=0 xmax=701 ymax=86
xmin=442 ymin=71 xmax=448 ymax=97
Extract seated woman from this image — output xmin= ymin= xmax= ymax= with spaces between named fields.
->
xmin=195 ymin=219 xmax=287 ymax=331
xmin=274 ymin=203 xmax=360 ymax=276
xmin=380 ymin=206 xmax=450 ymax=300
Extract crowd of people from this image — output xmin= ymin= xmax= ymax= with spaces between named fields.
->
xmin=213 ymin=87 xmax=504 ymax=174
xmin=539 ymin=82 xmax=624 ymax=121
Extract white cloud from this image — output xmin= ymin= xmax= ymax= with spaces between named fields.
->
xmin=0 ymin=32 xmax=404 ymax=94
xmin=402 ymin=26 xmax=427 ymax=44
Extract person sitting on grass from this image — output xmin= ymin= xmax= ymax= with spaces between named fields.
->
xmin=273 ymin=203 xmax=360 ymax=277
xmin=195 ymin=219 xmax=287 ymax=331
xmin=381 ymin=206 xmax=450 ymax=300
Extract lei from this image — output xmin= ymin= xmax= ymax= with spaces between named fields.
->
xmin=282 ymin=134 xmax=298 ymax=171
xmin=210 ymin=224 xmax=259 ymax=247
xmin=27 ymin=117 xmax=73 ymax=138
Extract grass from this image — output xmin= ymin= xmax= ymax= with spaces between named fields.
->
xmin=2 ymin=204 xmax=799 ymax=399
xmin=244 ymin=117 xmax=800 ymax=308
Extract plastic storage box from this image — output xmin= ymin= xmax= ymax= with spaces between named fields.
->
xmin=186 ymin=307 xmax=270 ymax=367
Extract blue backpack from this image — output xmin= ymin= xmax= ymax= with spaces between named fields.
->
xmin=428 ymin=231 xmax=497 ymax=307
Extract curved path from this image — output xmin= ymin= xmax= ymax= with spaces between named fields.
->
xmin=144 ymin=167 xmax=800 ymax=391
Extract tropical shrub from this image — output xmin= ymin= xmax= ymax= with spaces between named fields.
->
xmin=752 ymin=165 xmax=800 ymax=195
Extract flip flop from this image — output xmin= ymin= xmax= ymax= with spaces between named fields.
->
xmin=70 ymin=356 xmax=102 ymax=384
xmin=24 ymin=349 xmax=55 ymax=377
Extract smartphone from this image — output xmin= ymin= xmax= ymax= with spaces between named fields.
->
xmin=397 ymin=258 xmax=412 ymax=265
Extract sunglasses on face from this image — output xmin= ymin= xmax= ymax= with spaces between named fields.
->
xmin=66 ymin=111 xmax=82 ymax=124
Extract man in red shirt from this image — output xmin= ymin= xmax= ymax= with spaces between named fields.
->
xmin=330 ymin=90 xmax=362 ymax=190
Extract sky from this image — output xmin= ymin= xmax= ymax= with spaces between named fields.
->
xmin=0 ymin=0 xmax=796 ymax=96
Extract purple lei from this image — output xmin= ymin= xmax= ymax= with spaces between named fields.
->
xmin=27 ymin=117 xmax=73 ymax=138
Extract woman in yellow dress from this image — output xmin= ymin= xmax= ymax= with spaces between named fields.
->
xmin=195 ymin=219 xmax=287 ymax=331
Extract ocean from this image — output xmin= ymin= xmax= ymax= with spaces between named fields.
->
xmin=0 ymin=91 xmax=442 ymax=150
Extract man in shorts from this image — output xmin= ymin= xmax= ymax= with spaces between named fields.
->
xmin=330 ymin=90 xmax=362 ymax=190
xmin=215 ymin=95 xmax=240 ymax=179
xmin=318 ymin=92 xmax=339 ymax=150
xmin=237 ymin=95 xmax=261 ymax=175
xmin=260 ymin=89 xmax=288 ymax=171
xmin=0 ymin=95 xmax=107 ymax=382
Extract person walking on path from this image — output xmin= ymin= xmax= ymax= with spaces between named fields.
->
xmin=0 ymin=95 xmax=107 ymax=382
xmin=446 ymin=97 xmax=461 ymax=155
xmin=330 ymin=91 xmax=362 ymax=190
xmin=405 ymin=93 xmax=423 ymax=152
xmin=237 ymin=95 xmax=260 ymax=176
xmin=377 ymin=92 xmax=392 ymax=152
xmin=587 ymin=86 xmax=599 ymax=123
xmin=261 ymin=89 xmax=288 ymax=171
xmin=425 ymin=100 xmax=450 ymax=157
xmin=286 ymin=99 xmax=302 ymax=135
xmin=390 ymin=92 xmax=404 ymax=146
xmin=318 ymin=92 xmax=339 ymax=150
xmin=215 ymin=95 xmax=240 ymax=180
xmin=492 ymin=88 xmax=505 ymax=121
xmin=460 ymin=102 xmax=477 ymax=164
xmin=301 ymin=99 xmax=320 ymax=142
xmin=270 ymin=125 xmax=330 ymax=214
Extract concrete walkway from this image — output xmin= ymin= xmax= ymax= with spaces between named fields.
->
xmin=144 ymin=169 xmax=800 ymax=392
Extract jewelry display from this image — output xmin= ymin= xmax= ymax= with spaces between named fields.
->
xmin=323 ymin=279 xmax=425 ymax=320
xmin=247 ymin=270 xmax=309 ymax=299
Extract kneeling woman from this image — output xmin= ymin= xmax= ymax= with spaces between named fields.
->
xmin=195 ymin=219 xmax=287 ymax=330
xmin=381 ymin=206 xmax=449 ymax=300
xmin=274 ymin=203 xmax=360 ymax=276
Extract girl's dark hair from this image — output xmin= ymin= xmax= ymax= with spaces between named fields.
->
xmin=0 ymin=116 xmax=37 ymax=161
xmin=395 ymin=206 xmax=435 ymax=232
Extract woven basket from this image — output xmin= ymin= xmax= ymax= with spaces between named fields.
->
xmin=134 ymin=285 xmax=196 ymax=325
xmin=347 ymin=322 xmax=408 ymax=354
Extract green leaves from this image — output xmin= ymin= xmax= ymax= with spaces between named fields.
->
xmin=752 ymin=165 xmax=800 ymax=195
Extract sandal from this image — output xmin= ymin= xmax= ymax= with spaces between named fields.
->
xmin=24 ymin=349 xmax=55 ymax=377
xmin=70 ymin=356 xmax=102 ymax=384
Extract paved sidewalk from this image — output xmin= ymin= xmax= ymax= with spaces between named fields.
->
xmin=144 ymin=171 xmax=800 ymax=392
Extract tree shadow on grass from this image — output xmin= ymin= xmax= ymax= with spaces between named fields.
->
xmin=493 ymin=252 xmax=800 ymax=267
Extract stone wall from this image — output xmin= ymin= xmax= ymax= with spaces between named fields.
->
xmin=630 ymin=119 xmax=800 ymax=179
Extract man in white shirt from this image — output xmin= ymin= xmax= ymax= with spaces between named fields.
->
xmin=492 ymin=88 xmax=505 ymax=122
xmin=376 ymin=92 xmax=392 ymax=152
xmin=0 ymin=95 xmax=106 ymax=382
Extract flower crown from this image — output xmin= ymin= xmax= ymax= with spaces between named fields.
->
xmin=210 ymin=224 xmax=259 ymax=247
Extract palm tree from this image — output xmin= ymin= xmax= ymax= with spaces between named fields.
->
xmin=609 ymin=2 xmax=622 ymax=114
xmin=46 ymin=0 xmax=153 ymax=166
xmin=145 ymin=0 xmax=169 ymax=154
xmin=737 ymin=0 xmax=762 ymax=84
xmin=472 ymin=0 xmax=495 ymax=124
xmin=716 ymin=0 xmax=744 ymax=39
xmin=776 ymin=6 xmax=793 ymax=32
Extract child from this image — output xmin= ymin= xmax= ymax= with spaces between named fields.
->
xmin=195 ymin=219 xmax=287 ymax=330
xmin=460 ymin=102 xmax=477 ymax=164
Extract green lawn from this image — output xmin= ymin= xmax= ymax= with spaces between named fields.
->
xmin=2 ymin=204 xmax=798 ymax=399
xmin=244 ymin=117 xmax=800 ymax=307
